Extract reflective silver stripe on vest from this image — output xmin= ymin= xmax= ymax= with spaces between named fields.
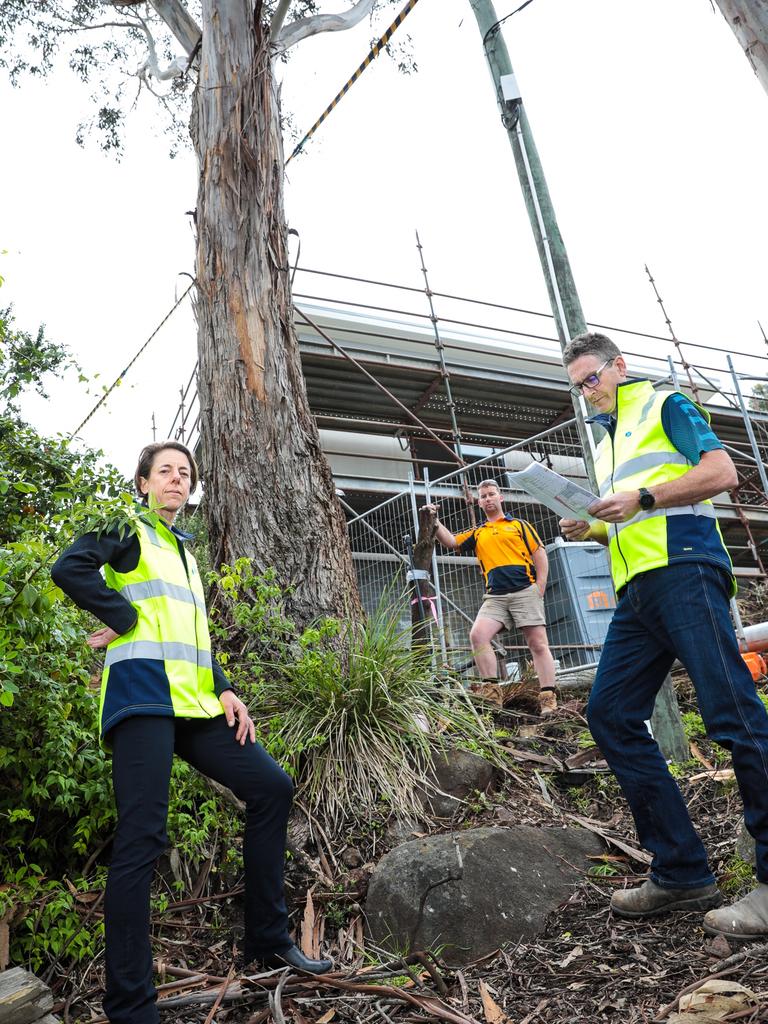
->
xmin=120 ymin=579 xmax=206 ymax=612
xmin=637 ymin=391 xmax=659 ymax=427
xmin=613 ymin=503 xmax=717 ymax=536
xmin=599 ymin=451 xmax=689 ymax=496
xmin=143 ymin=524 xmax=163 ymax=548
xmin=612 ymin=451 xmax=689 ymax=486
xmin=105 ymin=641 xmax=212 ymax=669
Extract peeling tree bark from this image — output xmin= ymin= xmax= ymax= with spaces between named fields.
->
xmin=192 ymin=0 xmax=362 ymax=625
xmin=714 ymin=0 xmax=768 ymax=96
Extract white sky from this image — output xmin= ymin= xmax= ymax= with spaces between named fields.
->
xmin=1 ymin=0 xmax=767 ymax=478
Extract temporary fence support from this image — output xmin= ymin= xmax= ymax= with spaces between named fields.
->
xmin=424 ymin=468 xmax=448 ymax=661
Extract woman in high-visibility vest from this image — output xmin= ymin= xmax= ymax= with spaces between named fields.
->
xmin=52 ymin=441 xmax=331 ymax=1024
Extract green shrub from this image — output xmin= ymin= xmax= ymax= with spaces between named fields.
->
xmin=0 ymin=297 xmax=239 ymax=971
xmin=681 ymin=710 xmax=706 ymax=743
xmin=213 ymin=570 xmax=507 ymax=830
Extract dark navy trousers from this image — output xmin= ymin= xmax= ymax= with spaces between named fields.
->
xmin=588 ymin=561 xmax=768 ymax=889
xmin=103 ymin=714 xmax=293 ymax=1024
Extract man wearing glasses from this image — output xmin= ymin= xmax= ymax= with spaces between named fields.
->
xmin=560 ymin=331 xmax=768 ymax=940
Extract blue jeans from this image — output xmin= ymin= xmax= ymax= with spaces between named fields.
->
xmin=103 ymin=715 xmax=294 ymax=1024
xmin=589 ymin=561 xmax=768 ymax=889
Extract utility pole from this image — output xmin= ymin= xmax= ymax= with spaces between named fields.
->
xmin=468 ymin=0 xmax=687 ymax=759
xmin=468 ymin=0 xmax=597 ymax=487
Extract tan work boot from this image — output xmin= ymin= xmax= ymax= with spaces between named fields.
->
xmin=703 ymin=883 xmax=768 ymax=940
xmin=539 ymin=686 xmax=557 ymax=715
xmin=611 ymin=879 xmax=722 ymax=919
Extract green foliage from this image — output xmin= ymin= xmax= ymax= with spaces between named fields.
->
xmin=749 ymin=381 xmax=768 ymax=414
xmin=207 ymin=561 xmax=506 ymax=831
xmin=667 ymin=758 xmax=700 ymax=780
xmin=681 ymin=710 xmax=706 ymax=743
xmin=720 ymin=852 xmax=755 ymax=896
xmin=0 ymin=295 xmax=157 ymax=970
xmin=0 ymin=0 xmax=413 ymax=156
xmin=587 ymin=862 xmax=620 ymax=878
xmin=0 ymin=305 xmax=75 ymax=412
xmin=0 ymin=869 xmax=107 ymax=974
xmin=0 ymin=290 xmax=261 ymax=976
xmin=165 ymin=760 xmax=243 ymax=880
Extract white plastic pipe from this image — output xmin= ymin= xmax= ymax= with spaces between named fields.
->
xmin=740 ymin=621 xmax=768 ymax=654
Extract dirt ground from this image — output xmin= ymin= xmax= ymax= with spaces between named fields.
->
xmin=52 ymin=673 xmax=768 ymax=1024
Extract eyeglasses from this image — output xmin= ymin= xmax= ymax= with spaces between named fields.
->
xmin=569 ymin=358 xmax=614 ymax=396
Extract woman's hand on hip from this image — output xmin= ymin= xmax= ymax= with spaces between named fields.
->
xmin=219 ymin=690 xmax=256 ymax=745
xmin=87 ymin=626 xmax=119 ymax=649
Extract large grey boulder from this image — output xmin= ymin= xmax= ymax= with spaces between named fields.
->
xmin=366 ymin=825 xmax=602 ymax=964
xmin=418 ymin=749 xmax=495 ymax=818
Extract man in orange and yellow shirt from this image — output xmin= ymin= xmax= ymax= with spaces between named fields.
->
xmin=425 ymin=478 xmax=558 ymax=713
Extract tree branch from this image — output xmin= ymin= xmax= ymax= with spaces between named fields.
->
xmin=270 ymin=0 xmax=293 ymax=42
xmin=55 ymin=20 xmax=140 ymax=33
xmin=275 ymin=0 xmax=376 ymax=53
xmin=147 ymin=0 xmax=201 ymax=56
xmin=135 ymin=12 xmax=189 ymax=83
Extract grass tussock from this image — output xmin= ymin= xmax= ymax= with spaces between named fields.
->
xmin=249 ymin=605 xmax=506 ymax=832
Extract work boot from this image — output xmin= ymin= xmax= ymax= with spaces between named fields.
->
xmin=539 ymin=686 xmax=557 ymax=715
xmin=703 ymin=883 xmax=768 ymax=940
xmin=610 ymin=879 xmax=722 ymax=919
xmin=243 ymin=944 xmax=333 ymax=975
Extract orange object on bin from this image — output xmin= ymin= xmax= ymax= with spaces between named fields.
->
xmin=743 ymin=651 xmax=767 ymax=682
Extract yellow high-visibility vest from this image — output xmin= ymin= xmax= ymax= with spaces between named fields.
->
xmin=100 ymin=513 xmax=222 ymax=736
xmin=593 ymin=380 xmax=733 ymax=593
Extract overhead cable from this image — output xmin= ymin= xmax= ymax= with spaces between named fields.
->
xmin=69 ymin=279 xmax=196 ymax=440
xmin=285 ymin=0 xmax=422 ymax=166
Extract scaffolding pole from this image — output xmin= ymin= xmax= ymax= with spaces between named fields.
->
xmin=728 ymin=356 xmax=768 ymax=500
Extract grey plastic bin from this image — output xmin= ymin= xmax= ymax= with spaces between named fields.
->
xmin=543 ymin=537 xmax=615 ymax=669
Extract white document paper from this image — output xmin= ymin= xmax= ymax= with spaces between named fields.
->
xmin=507 ymin=462 xmax=600 ymax=522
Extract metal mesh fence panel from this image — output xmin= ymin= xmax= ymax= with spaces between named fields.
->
xmin=346 ymin=419 xmax=608 ymax=679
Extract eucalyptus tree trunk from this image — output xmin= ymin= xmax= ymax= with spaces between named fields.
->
xmin=715 ymin=0 xmax=768 ymax=96
xmin=192 ymin=0 xmax=361 ymax=624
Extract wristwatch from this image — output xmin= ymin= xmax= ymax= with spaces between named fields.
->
xmin=638 ymin=487 xmax=656 ymax=511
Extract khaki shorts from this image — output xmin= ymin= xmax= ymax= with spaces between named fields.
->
xmin=477 ymin=585 xmax=546 ymax=630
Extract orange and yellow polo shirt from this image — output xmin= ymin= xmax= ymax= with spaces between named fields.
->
xmin=454 ymin=515 xmax=541 ymax=595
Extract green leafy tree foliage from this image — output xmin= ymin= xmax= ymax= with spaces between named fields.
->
xmin=0 ymin=301 xmax=140 ymax=966
xmin=0 ymin=301 xmax=259 ymax=971
xmin=749 ymin=381 xmax=768 ymax=413
xmin=0 ymin=2 xmax=412 ymax=154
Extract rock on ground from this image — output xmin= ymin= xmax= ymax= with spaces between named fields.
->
xmin=365 ymin=825 xmax=603 ymax=964
xmin=736 ymin=816 xmax=756 ymax=866
xmin=417 ymin=749 xmax=495 ymax=818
